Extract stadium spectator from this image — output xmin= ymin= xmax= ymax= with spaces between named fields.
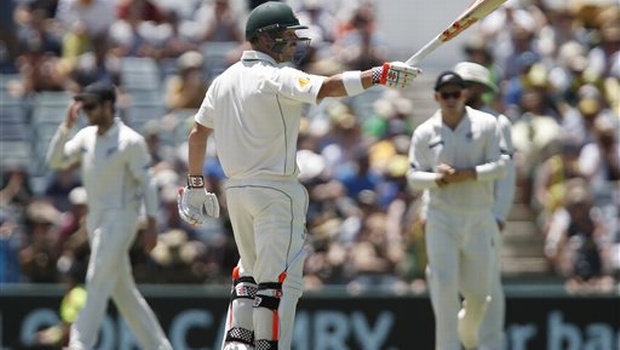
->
xmin=54 ymin=0 xmax=116 ymax=65
xmin=0 ymin=161 xmax=34 ymax=211
xmin=578 ymin=113 xmax=620 ymax=200
xmin=68 ymin=35 xmax=121 ymax=89
xmin=15 ymin=38 xmax=68 ymax=94
xmin=0 ymin=209 xmax=23 ymax=283
xmin=19 ymin=199 xmax=62 ymax=283
xmin=198 ymin=0 xmax=244 ymax=43
xmin=164 ymin=50 xmax=208 ymax=110
xmin=43 ymin=168 xmax=82 ymax=213
xmin=0 ymin=0 xmax=19 ymax=73
xmin=14 ymin=4 xmax=62 ymax=58
xmin=331 ymin=2 xmax=389 ymax=70
xmin=544 ymin=178 xmax=614 ymax=293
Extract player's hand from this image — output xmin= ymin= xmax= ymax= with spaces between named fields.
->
xmin=65 ymin=101 xmax=81 ymax=129
xmin=437 ymin=163 xmax=455 ymax=175
xmin=441 ymin=166 xmax=476 ymax=184
xmin=142 ymin=217 xmax=158 ymax=252
xmin=178 ymin=175 xmax=220 ymax=226
xmin=375 ymin=61 xmax=422 ymax=88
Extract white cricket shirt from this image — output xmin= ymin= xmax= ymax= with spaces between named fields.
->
xmin=46 ymin=118 xmax=158 ymax=216
xmin=408 ymin=106 xmax=507 ymax=214
xmin=194 ymin=50 xmax=326 ymax=180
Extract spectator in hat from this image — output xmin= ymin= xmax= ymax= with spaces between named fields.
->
xmin=20 ymin=199 xmax=62 ymax=283
xmin=165 ymin=50 xmax=208 ymax=110
xmin=578 ymin=114 xmax=620 ymax=199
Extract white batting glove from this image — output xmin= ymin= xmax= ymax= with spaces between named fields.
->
xmin=373 ymin=61 xmax=422 ymax=88
xmin=178 ymin=175 xmax=220 ymax=226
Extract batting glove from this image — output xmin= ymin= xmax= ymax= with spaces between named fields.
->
xmin=178 ymin=175 xmax=220 ymax=226
xmin=372 ymin=61 xmax=422 ymax=88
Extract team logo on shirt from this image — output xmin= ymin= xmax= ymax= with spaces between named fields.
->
xmin=297 ymin=76 xmax=310 ymax=88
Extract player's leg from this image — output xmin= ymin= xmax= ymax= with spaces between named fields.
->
xmin=224 ymin=187 xmax=259 ymax=350
xmin=478 ymin=231 xmax=505 ymax=350
xmin=105 ymin=211 xmax=171 ymax=349
xmin=247 ymin=181 xmax=307 ymax=350
xmin=110 ymin=242 xmax=170 ymax=347
xmin=111 ymin=255 xmax=172 ymax=349
xmin=425 ymin=209 xmax=462 ymax=350
xmin=458 ymin=212 xmax=497 ymax=349
xmin=220 ymin=265 xmax=257 ymax=350
xmin=69 ymin=215 xmax=126 ymax=348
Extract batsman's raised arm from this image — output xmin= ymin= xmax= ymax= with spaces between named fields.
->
xmin=46 ymin=101 xmax=85 ymax=170
xmin=317 ymin=61 xmax=422 ymax=102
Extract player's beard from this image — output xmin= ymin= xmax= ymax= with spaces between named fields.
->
xmin=86 ymin=111 xmax=100 ymax=126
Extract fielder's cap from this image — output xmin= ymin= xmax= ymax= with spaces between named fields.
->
xmin=74 ymin=82 xmax=116 ymax=103
xmin=434 ymin=71 xmax=466 ymax=91
xmin=454 ymin=62 xmax=499 ymax=93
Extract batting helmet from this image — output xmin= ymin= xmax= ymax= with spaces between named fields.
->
xmin=245 ymin=1 xmax=307 ymax=41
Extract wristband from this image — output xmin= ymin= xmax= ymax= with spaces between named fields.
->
xmin=342 ymin=70 xmax=365 ymax=96
xmin=371 ymin=66 xmax=382 ymax=84
xmin=187 ymin=175 xmax=205 ymax=188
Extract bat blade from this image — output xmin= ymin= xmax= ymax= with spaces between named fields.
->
xmin=405 ymin=0 xmax=507 ymax=66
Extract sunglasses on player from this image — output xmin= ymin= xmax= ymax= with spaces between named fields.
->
xmin=439 ymin=90 xmax=463 ymax=100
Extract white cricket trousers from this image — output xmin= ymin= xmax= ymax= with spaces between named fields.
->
xmin=225 ymin=176 xmax=308 ymax=350
xmin=478 ymin=231 xmax=505 ymax=350
xmin=425 ymin=208 xmax=497 ymax=350
xmin=69 ymin=209 xmax=171 ymax=350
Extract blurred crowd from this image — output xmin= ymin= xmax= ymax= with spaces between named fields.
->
xmin=0 ymin=0 xmax=618 ymax=297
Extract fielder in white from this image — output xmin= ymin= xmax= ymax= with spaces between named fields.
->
xmin=46 ymin=82 xmax=172 ymax=350
xmin=175 ymin=2 xmax=421 ymax=349
xmin=454 ymin=61 xmax=516 ymax=350
xmin=407 ymin=71 xmax=507 ymax=350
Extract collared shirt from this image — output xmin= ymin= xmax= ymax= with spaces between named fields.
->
xmin=408 ymin=106 xmax=507 ymax=214
xmin=47 ymin=118 xmax=158 ymax=216
xmin=195 ymin=50 xmax=326 ymax=180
